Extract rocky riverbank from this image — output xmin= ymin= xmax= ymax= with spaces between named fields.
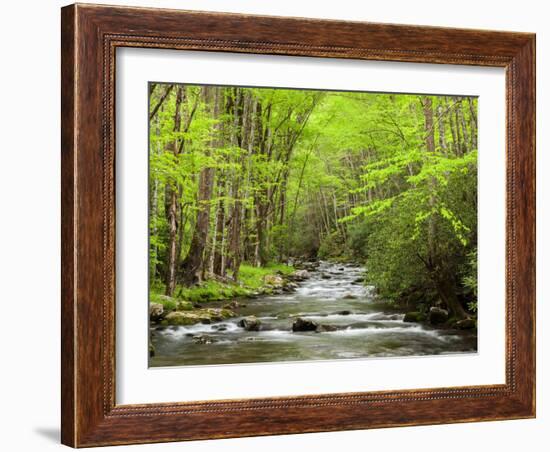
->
xmin=149 ymin=267 xmax=312 ymax=328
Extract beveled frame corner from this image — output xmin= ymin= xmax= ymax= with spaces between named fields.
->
xmin=61 ymin=3 xmax=535 ymax=447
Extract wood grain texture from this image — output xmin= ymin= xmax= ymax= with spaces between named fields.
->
xmin=60 ymin=3 xmax=536 ymax=447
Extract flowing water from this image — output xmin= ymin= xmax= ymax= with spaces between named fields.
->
xmin=150 ymin=262 xmax=477 ymax=367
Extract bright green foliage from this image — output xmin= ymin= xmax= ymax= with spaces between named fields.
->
xmin=149 ymin=83 xmax=478 ymax=316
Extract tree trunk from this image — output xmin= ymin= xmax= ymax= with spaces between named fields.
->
xmin=437 ymin=102 xmax=447 ymax=153
xmin=164 ymin=86 xmax=184 ymax=296
xmin=149 ymin=112 xmax=161 ymax=280
xmin=226 ymin=88 xmax=246 ymax=281
xmin=433 ymin=267 xmax=468 ymax=320
xmin=254 ymin=204 xmax=269 ymax=267
xmin=468 ymin=97 xmax=478 ymax=149
xmin=212 ymin=181 xmax=226 ymax=276
xmin=422 ymin=96 xmax=437 ymax=272
xmin=180 ymin=86 xmax=221 ymax=285
xmin=149 ymin=84 xmax=174 ymax=121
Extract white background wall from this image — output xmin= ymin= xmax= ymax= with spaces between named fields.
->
xmin=0 ymin=1 xmax=546 ymax=451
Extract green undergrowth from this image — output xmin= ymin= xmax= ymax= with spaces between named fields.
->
xmin=238 ymin=263 xmax=294 ymax=289
xmin=150 ymin=262 xmax=294 ymax=306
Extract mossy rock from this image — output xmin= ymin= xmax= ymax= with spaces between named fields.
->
xmin=428 ymin=307 xmax=449 ymax=325
xmin=176 ymin=301 xmax=193 ymax=311
xmin=454 ymin=318 xmax=477 ymax=330
xmin=161 ymin=311 xmax=208 ymax=326
xmin=204 ymin=308 xmax=236 ymax=321
xmin=403 ymin=311 xmax=426 ymax=323
xmin=264 ymin=274 xmax=284 ymax=287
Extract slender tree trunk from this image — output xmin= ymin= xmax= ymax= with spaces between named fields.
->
xmin=254 ymin=204 xmax=269 ymax=267
xmin=149 ymin=84 xmax=174 ymax=121
xmin=212 ymin=179 xmax=226 ymax=276
xmin=453 ymin=106 xmax=463 ymax=156
xmin=437 ymin=102 xmax=447 ymax=153
xmin=422 ymin=96 xmax=437 ymax=264
xmin=227 ymin=88 xmax=246 ymax=281
xmin=468 ymin=97 xmax=478 ymax=149
xmin=150 ymin=112 xmax=161 ymax=280
xmin=164 ymin=86 xmax=184 ymax=296
xmin=180 ymin=86 xmax=221 ymax=285
xmin=456 ymin=99 xmax=470 ymax=153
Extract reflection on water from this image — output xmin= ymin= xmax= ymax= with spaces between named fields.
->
xmin=150 ymin=262 xmax=477 ymax=367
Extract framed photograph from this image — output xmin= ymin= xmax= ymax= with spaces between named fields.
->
xmin=61 ymin=3 xmax=535 ymax=447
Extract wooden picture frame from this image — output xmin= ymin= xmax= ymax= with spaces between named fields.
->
xmin=61 ymin=3 xmax=535 ymax=447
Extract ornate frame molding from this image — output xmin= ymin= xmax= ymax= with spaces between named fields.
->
xmin=61 ymin=4 xmax=535 ymax=447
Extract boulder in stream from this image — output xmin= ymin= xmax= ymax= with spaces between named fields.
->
xmin=403 ymin=311 xmax=427 ymax=323
xmin=342 ymin=293 xmax=357 ymax=299
xmin=264 ymin=274 xmax=284 ymax=287
xmin=239 ymin=316 xmax=262 ymax=331
xmin=454 ymin=318 xmax=476 ymax=330
xmin=428 ymin=307 xmax=449 ymax=325
xmin=292 ymin=317 xmax=318 ymax=332
xmin=283 ymin=282 xmax=298 ymax=292
xmin=337 ymin=310 xmax=352 ymax=315
xmin=320 ymin=274 xmax=332 ymax=279
xmin=292 ymin=269 xmax=310 ymax=280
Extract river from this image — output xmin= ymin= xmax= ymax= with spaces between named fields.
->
xmin=150 ymin=261 xmax=477 ymax=367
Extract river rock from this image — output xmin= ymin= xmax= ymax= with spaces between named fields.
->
xmin=293 ymin=269 xmax=310 ymax=280
xmin=454 ymin=318 xmax=476 ymax=330
xmin=292 ymin=317 xmax=318 ymax=332
xmin=239 ymin=316 xmax=262 ymax=331
xmin=403 ymin=311 xmax=426 ymax=323
xmin=176 ymin=301 xmax=193 ymax=311
xmin=163 ymin=311 xmax=207 ymax=325
xmin=264 ymin=274 xmax=284 ymax=287
xmin=299 ymin=260 xmax=319 ymax=271
xmin=149 ymin=303 xmax=164 ymax=321
xmin=342 ymin=293 xmax=357 ymax=299
xmin=316 ymin=324 xmax=338 ymax=333
xmin=337 ymin=310 xmax=352 ymax=315
xmin=321 ymin=274 xmax=331 ymax=279
xmin=193 ymin=334 xmax=216 ymax=344
xmin=282 ymin=282 xmax=298 ymax=293
xmin=352 ymin=277 xmax=364 ymax=284
xmin=162 ymin=308 xmax=235 ymax=326
xmin=428 ymin=307 xmax=449 ymax=325
xmin=223 ymin=300 xmax=244 ymax=309
xmin=206 ymin=308 xmax=236 ymax=322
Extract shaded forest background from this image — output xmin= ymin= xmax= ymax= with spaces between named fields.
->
xmin=149 ymin=83 xmax=478 ymax=319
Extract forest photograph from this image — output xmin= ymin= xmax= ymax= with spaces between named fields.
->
xmin=148 ymin=82 xmax=479 ymax=367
